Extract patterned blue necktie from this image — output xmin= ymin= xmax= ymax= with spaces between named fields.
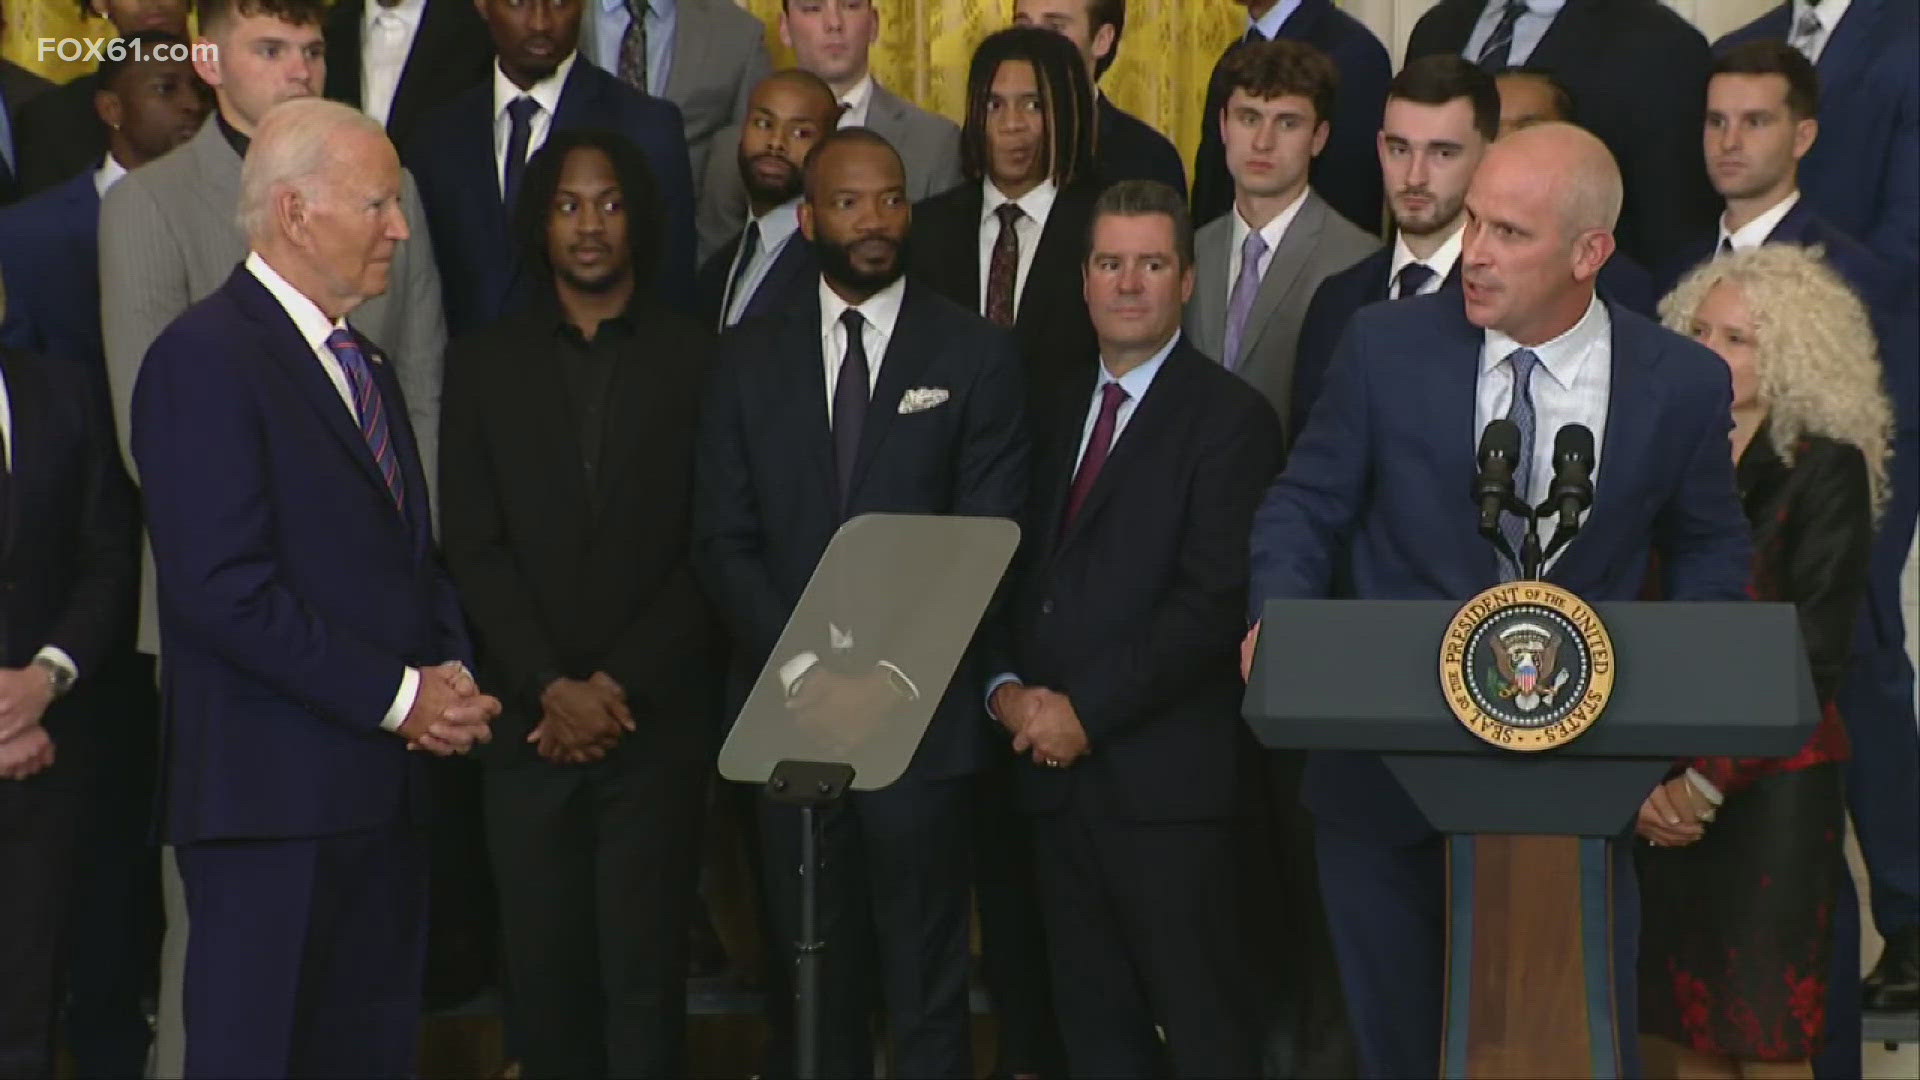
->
xmin=1500 ymin=347 xmax=1539 ymax=576
xmin=1476 ymin=0 xmax=1530 ymax=70
xmin=325 ymin=329 xmax=407 ymax=516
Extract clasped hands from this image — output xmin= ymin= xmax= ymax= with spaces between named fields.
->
xmin=1636 ymin=773 xmax=1716 ymax=847
xmin=398 ymin=661 xmax=500 ymax=756
xmin=0 ymin=664 xmax=59 ymax=781
xmin=529 ymin=672 xmax=635 ymax=764
xmin=786 ymin=666 xmax=907 ymax=755
xmin=991 ymin=683 xmax=1089 ymax=769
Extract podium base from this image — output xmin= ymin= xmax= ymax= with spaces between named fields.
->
xmin=1442 ymin=835 xmax=1624 ymax=1078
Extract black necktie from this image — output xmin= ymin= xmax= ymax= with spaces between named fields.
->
xmin=502 ymin=96 xmax=540 ymax=209
xmin=833 ymin=309 xmax=870 ymax=508
xmin=720 ymin=221 xmax=761 ymax=330
xmin=1718 ymin=237 xmax=1735 ymax=257
xmin=1476 ymin=0 xmax=1530 ymax=70
xmin=1244 ymin=26 xmax=1269 ymax=44
xmin=1394 ymin=262 xmax=1436 ymax=299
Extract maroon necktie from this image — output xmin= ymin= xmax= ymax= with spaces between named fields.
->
xmin=1063 ymin=381 xmax=1129 ymax=531
xmin=985 ymin=202 xmax=1024 ymax=327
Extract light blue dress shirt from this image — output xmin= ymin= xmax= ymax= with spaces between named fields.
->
xmin=1248 ymin=0 xmax=1303 ymax=41
xmin=584 ymin=0 xmax=676 ymax=97
xmin=1463 ymin=0 xmax=1567 ymax=67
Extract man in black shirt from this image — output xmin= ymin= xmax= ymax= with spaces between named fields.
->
xmin=439 ymin=129 xmax=723 ymax=1079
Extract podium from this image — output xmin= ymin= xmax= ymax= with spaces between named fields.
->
xmin=1244 ymin=593 xmax=1819 ymax=1078
xmin=719 ymin=513 xmax=1019 ymax=1079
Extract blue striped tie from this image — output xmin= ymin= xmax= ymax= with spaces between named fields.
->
xmin=325 ymin=329 xmax=407 ymax=516
xmin=1501 ymin=347 xmax=1539 ymax=577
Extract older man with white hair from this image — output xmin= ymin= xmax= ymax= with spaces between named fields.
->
xmin=129 ymin=97 xmax=499 ymax=1079
xmin=1245 ymin=122 xmax=1754 ymax=1078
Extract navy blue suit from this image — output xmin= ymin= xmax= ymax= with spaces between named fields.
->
xmin=0 ymin=169 xmax=164 ymax=1079
xmin=1191 ymin=0 xmax=1390 ymax=235
xmin=1289 ymin=249 xmax=1659 ymax=441
xmin=1095 ymin=93 xmax=1186 ymax=197
xmin=694 ymin=278 xmax=1027 ymax=1078
xmin=0 ymin=172 xmax=102 ymax=373
xmin=1249 ymin=293 xmax=1751 ymax=1077
xmin=1717 ymin=0 xmax=1919 ymax=275
xmin=406 ymin=58 xmax=698 ymax=337
xmin=131 ymin=265 xmax=471 ymax=1077
xmin=695 ymin=225 xmax=817 ymax=332
xmin=1667 ymin=200 xmax=1920 ymax=965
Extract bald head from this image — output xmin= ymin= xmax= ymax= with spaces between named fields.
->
xmin=1460 ymin=122 xmax=1619 ymax=345
xmin=1489 ymin=122 xmax=1622 ymax=237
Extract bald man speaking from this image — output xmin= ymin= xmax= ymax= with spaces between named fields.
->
xmin=1246 ymin=123 xmax=1753 ymax=1078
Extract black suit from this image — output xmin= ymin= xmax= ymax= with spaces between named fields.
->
xmin=12 ymin=73 xmax=106 ymax=197
xmin=1405 ymin=0 xmax=1720 ymax=271
xmin=325 ymin=0 xmax=494 ymax=156
xmin=0 ymin=60 xmax=54 ymax=206
xmin=1096 ymin=94 xmax=1186 ymax=197
xmin=695 ymin=221 xmax=818 ymax=332
xmin=997 ymin=338 xmax=1278 ymax=1078
xmin=0 ymin=348 xmax=139 ymax=1079
xmin=1191 ymin=0 xmax=1390 ymax=235
xmin=909 ymin=180 xmax=1099 ymax=429
xmin=440 ymin=295 xmax=721 ymax=1078
xmin=693 ymin=277 xmax=1027 ymax=1078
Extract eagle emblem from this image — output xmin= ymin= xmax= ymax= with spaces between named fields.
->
xmin=1490 ymin=621 xmax=1569 ymax=713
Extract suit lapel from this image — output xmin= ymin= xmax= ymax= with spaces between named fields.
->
xmin=1815 ymin=0 xmax=1877 ymax=106
xmin=865 ymin=82 xmax=909 ymax=145
xmin=848 ymin=284 xmax=939 ymax=501
xmin=1189 ymin=218 xmax=1230 ymax=360
xmin=1422 ymin=300 xmax=1495 ymax=583
xmin=1237 ymin=194 xmax=1325 ymax=368
xmin=787 ymin=300 xmax=839 ymax=501
xmin=0 ymin=352 xmax=43 ymax=562
xmin=355 ymin=329 xmax=432 ymax=536
xmin=1055 ymin=342 xmax=1197 ymax=555
xmin=1526 ymin=0 xmax=1604 ymax=70
xmin=663 ymin=0 xmax=712 ymax=104
xmin=390 ymin=0 xmax=448 ymax=127
xmin=1766 ymin=195 xmax=1816 ymax=244
xmin=328 ymin=3 xmax=366 ymax=108
xmin=189 ymin=120 xmax=243 ymax=234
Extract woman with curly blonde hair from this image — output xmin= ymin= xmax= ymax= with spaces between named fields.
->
xmin=1638 ymin=244 xmax=1893 ymax=1079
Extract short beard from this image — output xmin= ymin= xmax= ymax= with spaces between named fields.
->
xmin=811 ymin=233 xmax=904 ymax=296
xmin=740 ymin=150 xmax=803 ymax=208
xmin=1394 ymin=191 xmax=1465 ymax=237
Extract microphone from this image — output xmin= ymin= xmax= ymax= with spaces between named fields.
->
xmin=1546 ymin=424 xmax=1595 ymax=533
xmin=1475 ymin=419 xmax=1521 ymax=536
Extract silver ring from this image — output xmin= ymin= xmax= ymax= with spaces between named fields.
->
xmin=1045 ymin=758 xmax=1061 ymax=768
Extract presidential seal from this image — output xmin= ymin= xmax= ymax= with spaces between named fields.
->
xmin=1439 ymin=581 xmax=1615 ymax=752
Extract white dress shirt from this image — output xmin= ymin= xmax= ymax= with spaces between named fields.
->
xmin=1225 ymin=189 xmax=1310 ymax=306
xmin=1791 ymin=0 xmax=1852 ymax=62
xmin=1718 ymin=190 xmax=1801 ymax=252
xmin=0 ymin=370 xmax=79 ymax=684
xmin=93 ymin=153 xmax=128 ymax=200
xmin=817 ymin=273 xmax=905 ymax=425
xmin=838 ymin=73 xmax=875 ymax=129
xmin=722 ymin=199 xmax=803 ymax=327
xmin=244 ymin=252 xmax=417 ymax=731
xmin=493 ymin=51 xmax=579 ymax=195
xmin=1464 ymin=0 xmax=1567 ymax=67
xmin=979 ymin=178 xmax=1057 ymax=322
xmin=362 ymin=0 xmax=427 ymax=128
xmin=1474 ymin=293 xmax=1612 ymax=563
xmin=1248 ymin=0 xmax=1301 ymax=40
xmin=1388 ymin=224 xmax=1464 ymax=299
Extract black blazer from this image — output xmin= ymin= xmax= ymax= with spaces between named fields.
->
xmin=695 ymin=224 xmax=818 ymax=333
xmin=0 ymin=348 xmax=139 ymax=741
xmin=406 ymin=57 xmax=699 ymax=337
xmin=1406 ymin=0 xmax=1720 ymax=271
xmin=13 ymin=72 xmax=105 ymax=197
xmin=692 ymin=279 xmax=1029 ymax=780
xmin=325 ymin=0 xmax=494 ymax=155
xmin=998 ymin=339 xmax=1281 ymax=822
xmin=0 ymin=60 xmax=54 ymax=205
xmin=439 ymin=297 xmax=722 ymax=763
xmin=908 ymin=179 xmax=1099 ymax=422
xmin=1190 ymin=0 xmax=1389 ymax=236
xmin=1095 ymin=94 xmax=1186 ymax=197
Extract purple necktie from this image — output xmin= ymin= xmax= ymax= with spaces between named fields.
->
xmin=324 ymin=328 xmax=407 ymax=516
xmin=833 ymin=308 xmax=869 ymax=509
xmin=1221 ymin=228 xmax=1269 ymax=370
xmin=1064 ymin=382 xmax=1129 ymax=531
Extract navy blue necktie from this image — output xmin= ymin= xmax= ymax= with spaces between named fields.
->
xmin=1394 ymin=262 xmax=1436 ymax=299
xmin=502 ymin=96 xmax=540 ymax=209
xmin=1500 ymin=348 xmax=1540 ymax=576
xmin=833 ymin=309 xmax=870 ymax=508
xmin=1477 ymin=0 xmax=1530 ymax=70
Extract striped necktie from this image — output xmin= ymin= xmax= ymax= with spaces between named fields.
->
xmin=324 ymin=329 xmax=407 ymax=516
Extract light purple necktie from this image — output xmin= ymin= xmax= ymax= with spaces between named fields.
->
xmin=1222 ymin=228 xmax=1269 ymax=371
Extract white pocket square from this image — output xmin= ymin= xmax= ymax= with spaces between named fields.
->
xmin=898 ymin=387 xmax=951 ymax=414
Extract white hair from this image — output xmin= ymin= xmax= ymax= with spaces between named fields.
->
xmin=237 ymin=98 xmax=390 ymax=241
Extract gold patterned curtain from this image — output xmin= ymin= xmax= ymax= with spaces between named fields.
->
xmin=741 ymin=0 xmax=1247 ymax=171
xmin=6 ymin=0 xmax=1249 ymax=164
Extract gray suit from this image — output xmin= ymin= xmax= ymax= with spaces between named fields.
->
xmin=100 ymin=117 xmax=447 ymax=652
xmin=583 ymin=0 xmax=771 ymax=203
xmin=1183 ymin=190 xmax=1376 ymax=442
xmin=696 ymin=79 xmax=963 ymax=261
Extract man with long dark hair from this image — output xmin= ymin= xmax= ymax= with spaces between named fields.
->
xmin=441 ymin=129 xmax=722 ymax=1079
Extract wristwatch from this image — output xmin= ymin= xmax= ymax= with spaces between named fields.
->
xmin=31 ymin=657 xmax=75 ymax=699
